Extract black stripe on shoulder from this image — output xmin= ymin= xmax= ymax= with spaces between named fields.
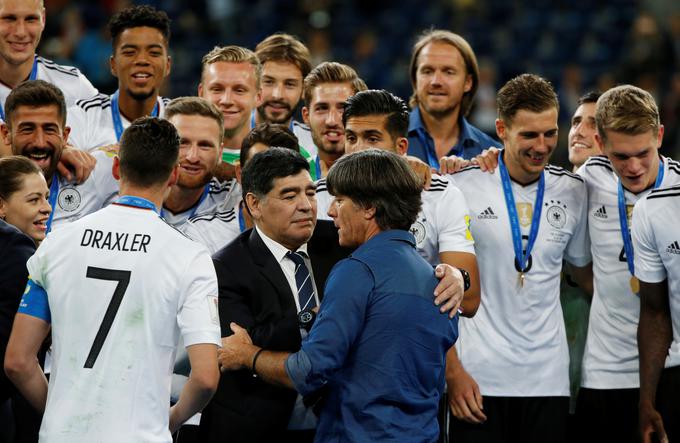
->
xmin=584 ymin=158 xmax=613 ymax=172
xmin=191 ymin=209 xmax=236 ymax=223
xmin=76 ymin=93 xmax=109 ymax=109
xmin=161 ymin=96 xmax=171 ymax=106
xmin=208 ymin=179 xmax=234 ymax=194
xmin=37 ymin=57 xmax=79 ymax=77
xmin=667 ymin=165 xmax=680 ymax=176
xmin=545 ymin=165 xmax=584 ymax=182
xmin=315 ymin=178 xmax=327 ymax=192
xmin=454 ymin=164 xmax=481 ymax=174
xmin=648 ymin=183 xmax=680 ymax=199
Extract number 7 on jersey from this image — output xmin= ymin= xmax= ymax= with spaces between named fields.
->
xmin=84 ymin=267 xmax=131 ymax=368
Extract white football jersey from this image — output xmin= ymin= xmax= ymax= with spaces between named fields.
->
xmin=0 ymin=56 xmax=97 ymax=113
xmin=161 ymin=178 xmax=240 ymax=230
xmin=26 ymin=203 xmax=221 ymax=443
xmin=449 ymin=164 xmax=590 ymax=397
xmin=578 ymin=155 xmax=680 ymax=389
xmin=67 ymin=93 xmax=170 ymax=152
xmin=315 ymin=174 xmax=475 ymax=264
xmin=184 ymin=204 xmax=244 ymax=255
xmin=633 ymin=184 xmax=680 ymax=369
xmin=50 ymin=150 xmax=119 ymax=230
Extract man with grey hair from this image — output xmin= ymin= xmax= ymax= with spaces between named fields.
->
xmin=219 ymin=148 xmax=459 ymax=442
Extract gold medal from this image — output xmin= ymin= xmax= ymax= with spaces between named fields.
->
xmin=630 ymin=276 xmax=640 ymax=294
xmin=518 ymin=272 xmax=525 ymax=288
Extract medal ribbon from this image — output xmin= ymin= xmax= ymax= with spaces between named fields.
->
xmin=115 ymin=195 xmax=159 ymax=214
xmin=498 ymin=151 xmax=545 ymax=275
xmin=45 ymin=175 xmax=60 ymax=235
xmin=617 ymin=158 xmax=664 ymax=276
xmin=111 ymin=91 xmax=160 ymax=142
xmin=238 ymin=203 xmax=246 ymax=232
xmin=160 ymin=184 xmax=210 ymax=220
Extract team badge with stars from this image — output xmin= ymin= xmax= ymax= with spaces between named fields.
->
xmin=409 ymin=219 xmax=427 ymax=245
xmin=545 ymin=199 xmax=567 ymax=229
xmin=58 ymin=187 xmax=82 ymax=212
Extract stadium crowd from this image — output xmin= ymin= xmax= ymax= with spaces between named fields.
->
xmin=0 ymin=2 xmax=679 ymax=443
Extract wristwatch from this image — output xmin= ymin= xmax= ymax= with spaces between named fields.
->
xmin=298 ymin=308 xmax=316 ymax=332
xmin=458 ymin=268 xmax=471 ymax=292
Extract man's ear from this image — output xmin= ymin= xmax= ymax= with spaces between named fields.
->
xmin=112 ymin=156 xmax=121 ymax=180
xmin=363 ymin=205 xmax=376 ymax=220
xmin=302 ymin=106 xmax=310 ymax=125
xmin=396 ymin=137 xmax=409 ymax=156
xmin=245 ymin=192 xmax=261 ymax=220
xmin=495 ymin=118 xmax=506 ymax=141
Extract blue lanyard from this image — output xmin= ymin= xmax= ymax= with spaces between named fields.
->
xmin=45 ymin=175 xmax=60 ymax=235
xmin=160 ymin=184 xmax=210 ymax=220
xmin=238 ymin=203 xmax=246 ymax=232
xmin=617 ymin=158 xmax=664 ymax=276
xmin=498 ymin=151 xmax=545 ymax=275
xmin=115 ymin=195 xmax=159 ymax=214
xmin=111 ymin=91 xmax=160 ymax=142
xmin=314 ymin=156 xmax=322 ymax=180
xmin=249 ymin=110 xmax=294 ymax=131
xmin=0 ymin=56 xmax=38 ymax=121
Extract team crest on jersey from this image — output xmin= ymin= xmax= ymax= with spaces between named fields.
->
xmin=516 ymin=203 xmax=533 ymax=227
xmin=544 ymin=200 xmax=567 ymax=229
xmin=58 ymin=187 xmax=81 ymax=212
xmin=409 ymin=219 xmax=427 ymax=245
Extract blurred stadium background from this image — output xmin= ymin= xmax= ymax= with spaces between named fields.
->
xmin=41 ymin=0 xmax=680 ymax=166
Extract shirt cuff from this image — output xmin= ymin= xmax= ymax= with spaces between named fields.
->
xmin=285 ymin=349 xmax=314 ymax=396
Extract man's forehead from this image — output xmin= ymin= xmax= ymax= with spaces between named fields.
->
xmin=310 ymin=82 xmax=354 ymax=104
xmin=346 ymin=115 xmax=389 ymax=132
xmin=12 ymin=105 xmax=62 ymax=123
xmin=270 ymin=170 xmax=313 ymax=190
xmin=574 ymin=103 xmax=596 ymax=118
xmin=205 ymin=61 xmax=257 ymax=83
xmin=0 ymin=0 xmax=44 ymax=15
xmin=262 ymin=60 xmax=303 ymax=78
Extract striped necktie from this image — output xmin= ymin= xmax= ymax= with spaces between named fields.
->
xmin=286 ymin=251 xmax=317 ymax=310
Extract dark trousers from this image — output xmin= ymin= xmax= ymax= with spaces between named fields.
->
xmin=450 ymin=396 xmax=569 ymax=443
xmin=575 ymin=387 xmax=639 ymax=443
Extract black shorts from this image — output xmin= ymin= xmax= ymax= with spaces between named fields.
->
xmin=574 ymin=387 xmax=639 ymax=443
xmin=449 ymin=396 xmax=568 ymax=443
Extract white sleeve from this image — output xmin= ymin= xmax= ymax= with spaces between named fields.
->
xmin=76 ymin=73 xmax=99 ymax=102
xmin=91 ymin=151 xmax=120 ymax=207
xmin=632 ymin=198 xmax=666 ymax=283
xmin=177 ymin=250 xmax=221 ymax=347
xmin=65 ymin=104 xmax=90 ymax=151
xmin=564 ymin=180 xmax=592 ymax=266
xmin=183 ymin=222 xmax=218 ymax=256
xmin=436 ymin=184 xmax=475 ymax=254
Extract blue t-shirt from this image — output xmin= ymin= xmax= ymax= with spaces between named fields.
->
xmin=407 ymin=106 xmax=502 ymax=168
xmin=286 ymin=230 xmax=458 ymax=442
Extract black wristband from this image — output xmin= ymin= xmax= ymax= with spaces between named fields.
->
xmin=251 ymin=348 xmax=264 ymax=376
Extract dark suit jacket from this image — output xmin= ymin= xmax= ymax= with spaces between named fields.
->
xmin=0 ymin=221 xmax=35 ymax=401
xmin=199 ymin=220 xmax=351 ymax=443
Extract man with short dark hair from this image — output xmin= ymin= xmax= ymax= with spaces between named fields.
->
xmin=568 ymin=91 xmax=601 ymax=170
xmin=4 ymin=117 xmax=221 ymax=442
xmin=218 ymin=148 xmax=459 ymax=442
xmin=407 ymin=29 xmax=500 ymax=169
xmin=1 ymin=80 xmax=118 ymax=232
xmin=67 ymin=5 xmax=172 ymax=151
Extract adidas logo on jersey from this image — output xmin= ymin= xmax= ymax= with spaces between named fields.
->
xmin=478 ymin=207 xmax=498 ymax=220
xmin=593 ymin=205 xmax=608 ymax=219
xmin=667 ymin=241 xmax=680 ymax=255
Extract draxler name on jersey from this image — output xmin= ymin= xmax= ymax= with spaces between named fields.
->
xmin=80 ymin=229 xmax=151 ymax=253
